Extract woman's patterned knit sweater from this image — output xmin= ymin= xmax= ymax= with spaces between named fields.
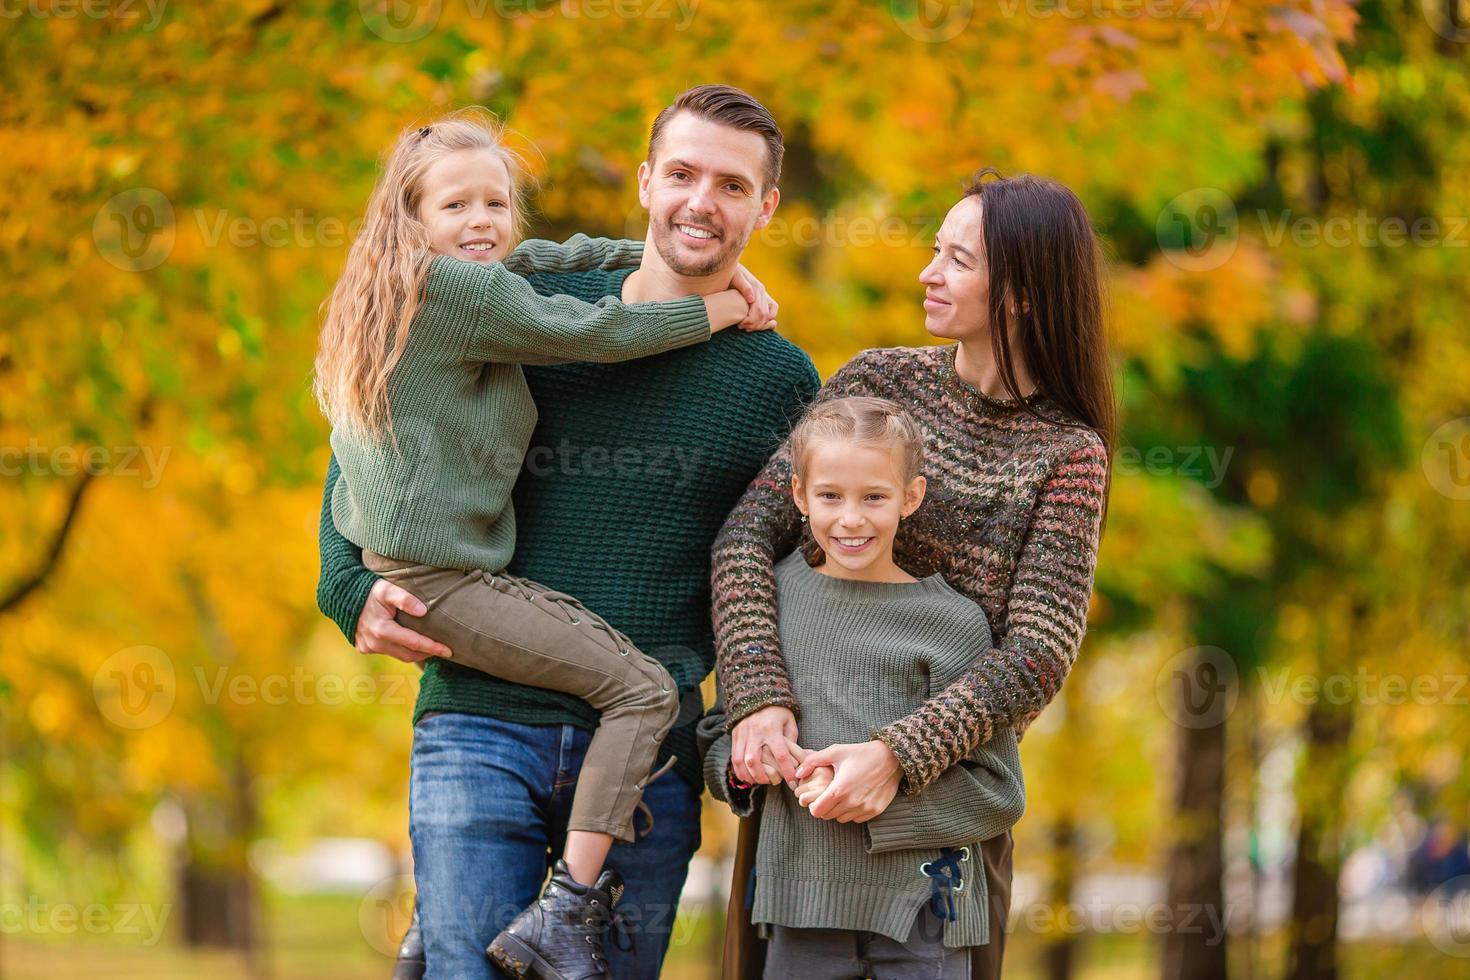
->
xmin=711 ymin=344 xmax=1109 ymax=794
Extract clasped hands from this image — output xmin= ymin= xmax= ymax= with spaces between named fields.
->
xmin=729 ymin=705 xmax=903 ymax=824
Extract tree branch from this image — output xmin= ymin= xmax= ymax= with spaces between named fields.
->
xmin=0 ymin=472 xmax=95 ymax=615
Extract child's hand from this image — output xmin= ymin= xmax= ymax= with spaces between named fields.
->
xmin=794 ymin=765 xmax=835 ymax=808
xmin=730 ymin=263 xmax=778 ymax=332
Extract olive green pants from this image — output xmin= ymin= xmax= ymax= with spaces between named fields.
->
xmin=364 ymin=551 xmax=679 ymax=842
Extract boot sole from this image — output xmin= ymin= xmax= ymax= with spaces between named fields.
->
xmin=487 ymin=932 xmax=550 ymax=979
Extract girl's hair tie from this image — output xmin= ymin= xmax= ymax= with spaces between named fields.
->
xmin=417 ymin=126 xmax=431 ymax=140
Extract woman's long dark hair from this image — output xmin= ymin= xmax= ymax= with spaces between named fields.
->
xmin=966 ymin=169 xmax=1117 ymax=524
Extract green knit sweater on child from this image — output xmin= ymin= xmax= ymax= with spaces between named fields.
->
xmin=329 ymin=236 xmax=710 ymax=573
xmin=703 ymin=552 xmax=1027 ymax=949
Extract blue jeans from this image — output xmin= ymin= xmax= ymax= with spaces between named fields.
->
xmin=410 ymin=712 xmax=703 ymax=980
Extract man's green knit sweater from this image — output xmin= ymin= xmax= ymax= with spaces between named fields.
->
xmin=317 ymin=266 xmax=821 ymax=792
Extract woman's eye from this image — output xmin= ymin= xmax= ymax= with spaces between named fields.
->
xmin=952 ymin=258 xmax=969 ymax=270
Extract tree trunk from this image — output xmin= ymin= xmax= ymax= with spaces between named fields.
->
xmin=1284 ymin=696 xmax=1352 ymax=980
xmin=1162 ymin=647 xmax=1229 ymax=980
xmin=1044 ymin=816 xmax=1080 ymax=980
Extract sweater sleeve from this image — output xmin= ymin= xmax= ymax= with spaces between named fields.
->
xmin=696 ymin=696 xmax=762 ymax=818
xmin=872 ymin=436 xmax=1109 ymax=793
xmin=711 ymin=353 xmax=869 ymax=727
xmin=424 ymin=255 xmax=712 ymax=366
xmin=863 ymin=729 xmax=1025 ymax=854
xmin=499 ymin=235 xmax=644 ymax=277
xmin=316 ymin=453 xmax=377 ymax=645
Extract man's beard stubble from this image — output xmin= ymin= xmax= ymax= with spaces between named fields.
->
xmin=650 ymin=211 xmax=752 ymax=278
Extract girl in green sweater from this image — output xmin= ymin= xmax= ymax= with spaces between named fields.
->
xmin=705 ymin=396 xmax=1026 ymax=978
xmin=314 ymin=108 xmax=770 ymax=979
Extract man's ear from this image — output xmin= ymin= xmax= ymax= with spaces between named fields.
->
xmin=902 ymin=474 xmax=927 ymax=518
xmin=753 ymin=186 xmax=780 ymax=231
xmin=636 ymin=160 xmax=652 ymax=209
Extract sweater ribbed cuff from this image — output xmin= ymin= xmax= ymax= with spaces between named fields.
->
xmin=871 ymin=725 xmax=928 ymax=797
xmin=701 ymin=734 xmax=759 ymax=817
xmin=319 ymin=567 xmax=376 ymax=647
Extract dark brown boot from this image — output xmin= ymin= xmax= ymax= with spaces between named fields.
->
xmin=487 ymin=860 xmax=623 ymax=980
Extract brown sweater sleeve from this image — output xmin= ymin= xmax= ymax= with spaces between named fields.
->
xmin=711 ymin=356 xmax=874 ymax=727
xmin=874 ymin=436 xmax=1109 ymax=793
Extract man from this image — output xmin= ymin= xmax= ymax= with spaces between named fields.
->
xmin=316 ymin=85 xmax=820 ymax=979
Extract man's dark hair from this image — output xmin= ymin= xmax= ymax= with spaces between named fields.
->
xmin=647 ymin=84 xmax=784 ymax=191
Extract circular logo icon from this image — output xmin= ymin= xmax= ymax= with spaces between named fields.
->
xmin=1422 ymin=417 xmax=1470 ymax=501
xmin=94 ymin=645 xmax=176 ymax=730
xmin=1420 ymin=0 xmax=1470 ymax=43
xmin=623 ymin=204 xmax=650 ymax=243
xmin=360 ymin=874 xmax=418 ymax=957
xmin=1156 ymin=188 xmax=1238 ymax=272
xmin=94 ymin=188 xmax=175 ymax=272
xmin=1155 ymin=645 xmax=1237 ymax=729
xmin=890 ymin=0 xmax=974 ymax=43
xmin=360 ymin=0 xmax=442 ymax=42
xmin=1422 ymin=877 xmax=1470 ymax=957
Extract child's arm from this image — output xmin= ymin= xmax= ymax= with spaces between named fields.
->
xmin=425 ymin=255 xmax=747 ymax=366
xmin=860 ymin=728 xmax=1025 ymax=855
xmin=500 ymin=235 xmax=644 ymax=277
xmin=861 ymin=612 xmax=1025 ymax=853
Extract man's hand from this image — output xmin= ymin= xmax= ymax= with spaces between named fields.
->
xmin=355 ymin=579 xmax=452 ymax=664
xmin=731 ymin=705 xmax=801 ymax=786
xmin=795 ymin=740 xmax=903 ymax=823
xmin=730 ymin=263 xmax=778 ymax=332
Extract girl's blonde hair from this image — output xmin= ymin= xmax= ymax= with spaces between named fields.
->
xmin=314 ymin=107 xmax=533 ymax=439
xmin=789 ymin=396 xmax=926 ymax=484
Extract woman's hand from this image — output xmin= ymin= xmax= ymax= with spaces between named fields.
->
xmin=730 ymin=705 xmax=801 ymax=786
xmin=794 ymin=763 xmax=835 ymax=808
xmin=355 ymin=579 xmax=452 ymax=664
xmin=794 ymin=740 xmax=903 ymax=823
xmin=730 ymin=263 xmax=778 ymax=331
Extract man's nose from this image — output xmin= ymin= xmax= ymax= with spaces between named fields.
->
xmin=686 ymin=181 xmax=716 ymax=214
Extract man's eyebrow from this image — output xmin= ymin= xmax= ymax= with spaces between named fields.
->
xmin=662 ymin=158 xmax=756 ymax=187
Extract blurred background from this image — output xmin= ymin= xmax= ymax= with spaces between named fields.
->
xmin=3 ymin=0 xmax=1469 ymax=977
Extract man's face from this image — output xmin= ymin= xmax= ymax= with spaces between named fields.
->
xmin=638 ymin=112 xmax=779 ymax=277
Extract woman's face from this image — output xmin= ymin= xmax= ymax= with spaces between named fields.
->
xmin=417 ymin=148 xmax=516 ymax=264
xmin=919 ymin=196 xmax=991 ymax=343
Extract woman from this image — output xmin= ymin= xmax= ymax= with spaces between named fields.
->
xmin=706 ymin=170 xmax=1115 ymax=978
